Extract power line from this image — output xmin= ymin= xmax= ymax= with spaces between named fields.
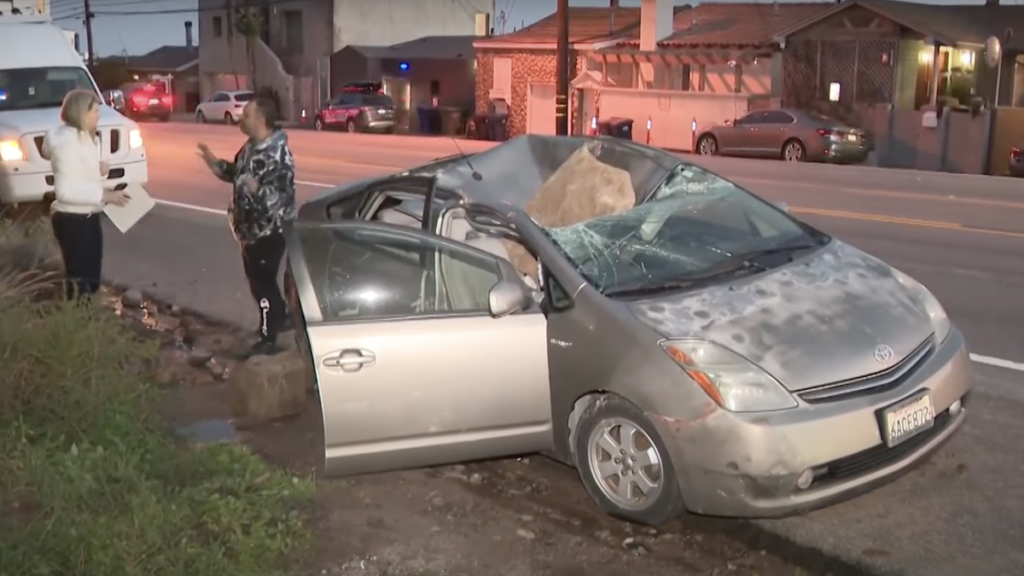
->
xmin=88 ymin=0 xmax=300 ymax=16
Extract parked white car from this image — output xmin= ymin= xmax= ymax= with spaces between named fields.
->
xmin=195 ymin=90 xmax=254 ymax=124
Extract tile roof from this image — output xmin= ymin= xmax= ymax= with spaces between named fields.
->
xmin=478 ymin=6 xmax=644 ymax=45
xmin=122 ymin=45 xmax=198 ymax=71
xmin=621 ymin=2 xmax=834 ymax=48
xmin=841 ymin=0 xmax=1024 ymax=50
xmin=350 ymin=36 xmax=477 ymax=60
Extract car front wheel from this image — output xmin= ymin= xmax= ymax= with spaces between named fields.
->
xmin=196 ymin=111 xmax=206 ymax=123
xmin=696 ymin=134 xmax=718 ymax=156
xmin=571 ymin=393 xmax=685 ymax=525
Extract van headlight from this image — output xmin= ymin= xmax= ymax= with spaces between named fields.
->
xmin=661 ymin=339 xmax=797 ymax=413
xmin=128 ymin=129 xmax=143 ymax=149
xmin=891 ymin=268 xmax=951 ymax=343
xmin=0 ymin=140 xmax=24 ymax=161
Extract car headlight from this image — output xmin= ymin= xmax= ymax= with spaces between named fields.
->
xmin=0 ymin=140 xmax=24 ymax=161
xmin=661 ymin=339 xmax=797 ymax=413
xmin=128 ymin=129 xmax=143 ymax=149
xmin=891 ymin=268 xmax=951 ymax=343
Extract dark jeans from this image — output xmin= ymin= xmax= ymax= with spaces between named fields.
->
xmin=242 ymin=232 xmax=288 ymax=343
xmin=51 ymin=211 xmax=103 ymax=300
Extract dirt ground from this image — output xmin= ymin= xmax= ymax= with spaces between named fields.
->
xmin=108 ymin=288 xmax=842 ymax=576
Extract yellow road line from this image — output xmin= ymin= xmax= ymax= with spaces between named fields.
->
xmin=791 ymin=206 xmax=1024 ymax=239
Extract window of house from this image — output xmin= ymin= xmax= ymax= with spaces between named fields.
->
xmin=212 ymin=15 xmax=223 ymax=38
xmin=698 ymin=65 xmax=707 ymax=92
xmin=733 ymin=64 xmax=743 ymax=94
xmin=605 ymin=61 xmax=635 ymax=88
xmin=676 ymin=63 xmax=692 ymax=91
xmin=284 ymin=10 xmax=303 ymax=54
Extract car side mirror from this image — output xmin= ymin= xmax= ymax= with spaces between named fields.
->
xmin=488 ymin=280 xmax=531 ymax=318
xmin=775 ymin=201 xmax=790 ymax=213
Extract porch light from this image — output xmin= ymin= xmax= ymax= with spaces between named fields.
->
xmin=828 ymin=82 xmax=841 ymax=102
xmin=959 ymin=50 xmax=975 ymax=69
xmin=919 ymin=49 xmax=933 ymax=65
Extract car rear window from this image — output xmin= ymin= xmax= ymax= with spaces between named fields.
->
xmin=362 ymin=94 xmax=394 ymax=107
xmin=234 ymin=92 xmax=255 ymax=102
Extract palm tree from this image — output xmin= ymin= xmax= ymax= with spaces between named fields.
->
xmin=232 ymin=2 xmax=261 ymax=92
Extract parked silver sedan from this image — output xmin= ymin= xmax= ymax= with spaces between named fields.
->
xmin=285 ymin=135 xmax=970 ymax=523
xmin=696 ymin=109 xmax=869 ymax=164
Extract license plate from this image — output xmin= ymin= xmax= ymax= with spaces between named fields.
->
xmin=148 ymin=99 xmax=159 ymax=104
xmin=846 ymin=134 xmax=857 ymax=142
xmin=881 ymin=391 xmax=935 ymax=447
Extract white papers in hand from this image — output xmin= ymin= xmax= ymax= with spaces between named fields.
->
xmin=103 ymin=183 xmax=155 ymax=233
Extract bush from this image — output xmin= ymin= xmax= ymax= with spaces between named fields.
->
xmin=0 ymin=224 xmax=313 ymax=576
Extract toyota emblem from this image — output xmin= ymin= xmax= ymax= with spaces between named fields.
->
xmin=874 ymin=344 xmax=895 ymax=365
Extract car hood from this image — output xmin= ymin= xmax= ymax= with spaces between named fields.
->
xmin=0 ymin=105 xmax=135 ymax=136
xmin=629 ymin=240 xmax=934 ymax=391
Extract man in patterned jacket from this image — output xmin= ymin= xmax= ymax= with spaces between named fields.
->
xmin=197 ymin=96 xmax=297 ymax=356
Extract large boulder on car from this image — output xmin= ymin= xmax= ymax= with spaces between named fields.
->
xmin=504 ymin=145 xmax=635 ymax=280
xmin=227 ymin=350 xmax=311 ymax=421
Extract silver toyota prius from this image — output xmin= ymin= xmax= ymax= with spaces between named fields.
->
xmin=284 ymin=135 xmax=971 ymax=524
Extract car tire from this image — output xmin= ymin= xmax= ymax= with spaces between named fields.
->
xmin=696 ymin=134 xmax=718 ymax=156
xmin=158 ymin=115 xmax=170 ymax=122
xmin=314 ymin=117 xmax=325 ymax=131
xmin=346 ymin=119 xmax=357 ymax=133
xmin=225 ymin=112 xmax=235 ymax=125
xmin=197 ymin=111 xmax=206 ymax=123
xmin=782 ymin=139 xmax=806 ymax=162
xmin=571 ymin=393 xmax=685 ymax=526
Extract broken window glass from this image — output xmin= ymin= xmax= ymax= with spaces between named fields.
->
xmin=545 ymin=164 xmax=818 ymax=294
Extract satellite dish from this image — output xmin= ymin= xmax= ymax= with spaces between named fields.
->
xmin=985 ymin=35 xmax=1002 ymax=69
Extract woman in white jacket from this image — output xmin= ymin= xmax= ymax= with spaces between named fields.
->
xmin=42 ymin=89 xmax=130 ymax=299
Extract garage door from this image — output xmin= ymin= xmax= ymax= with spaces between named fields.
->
xmin=527 ymin=83 xmax=556 ymax=135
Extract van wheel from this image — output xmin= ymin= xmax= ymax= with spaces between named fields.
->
xmin=196 ymin=111 xmax=206 ymax=123
xmin=571 ymin=393 xmax=685 ymax=525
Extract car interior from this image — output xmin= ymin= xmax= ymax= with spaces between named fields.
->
xmin=308 ymin=185 xmax=541 ymax=322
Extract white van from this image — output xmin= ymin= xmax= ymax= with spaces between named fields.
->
xmin=0 ymin=14 xmax=148 ymax=206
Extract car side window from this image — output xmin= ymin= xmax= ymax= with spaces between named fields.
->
xmin=763 ymin=111 xmax=795 ymax=124
xmin=297 ymin=224 xmax=503 ymax=322
xmin=543 ymin=267 xmax=573 ymax=311
xmin=736 ymin=112 xmax=766 ymax=126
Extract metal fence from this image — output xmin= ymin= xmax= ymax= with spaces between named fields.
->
xmin=783 ymin=39 xmax=898 ymax=107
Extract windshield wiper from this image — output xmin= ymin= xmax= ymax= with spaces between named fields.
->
xmin=727 ymin=242 xmax=820 ymax=264
xmin=604 ymin=258 xmax=760 ymax=298
xmin=603 ymin=242 xmax=819 ymax=298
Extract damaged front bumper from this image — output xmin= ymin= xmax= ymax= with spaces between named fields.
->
xmin=650 ymin=328 xmax=971 ymax=518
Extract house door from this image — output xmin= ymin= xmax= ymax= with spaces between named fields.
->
xmin=528 ymin=83 xmax=556 ymax=135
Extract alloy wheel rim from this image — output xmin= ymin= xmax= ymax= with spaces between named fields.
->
xmin=700 ymin=138 xmax=715 ymax=155
xmin=786 ymin=143 xmax=802 ymax=161
xmin=586 ymin=417 xmax=663 ymax=510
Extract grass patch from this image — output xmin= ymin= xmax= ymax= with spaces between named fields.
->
xmin=0 ymin=222 xmax=314 ymax=576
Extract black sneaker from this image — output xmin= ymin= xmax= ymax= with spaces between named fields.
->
xmin=253 ymin=316 xmax=293 ymax=339
xmin=239 ymin=339 xmax=279 ymax=359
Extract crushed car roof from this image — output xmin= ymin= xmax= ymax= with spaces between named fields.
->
xmin=409 ymin=135 xmax=683 ymax=209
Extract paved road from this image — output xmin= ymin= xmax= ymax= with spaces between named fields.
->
xmin=107 ymin=123 xmax=1024 ymax=576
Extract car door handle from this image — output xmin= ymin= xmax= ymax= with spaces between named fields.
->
xmin=322 ymin=349 xmax=376 ymax=373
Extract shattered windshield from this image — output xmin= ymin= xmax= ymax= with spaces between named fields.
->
xmin=546 ymin=164 xmax=828 ymax=295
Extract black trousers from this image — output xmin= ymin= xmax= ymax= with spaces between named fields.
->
xmin=242 ymin=232 xmax=287 ymax=343
xmin=51 ymin=211 xmax=103 ymax=300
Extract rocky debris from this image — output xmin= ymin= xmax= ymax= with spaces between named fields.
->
xmin=516 ymin=527 xmax=537 ymax=540
xmin=227 ymin=350 xmax=310 ymax=421
xmin=121 ymin=288 xmax=144 ymax=308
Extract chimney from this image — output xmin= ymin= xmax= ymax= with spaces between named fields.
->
xmin=185 ymin=20 xmax=194 ymax=47
xmin=475 ymin=12 xmax=491 ymax=36
xmin=639 ymin=0 xmax=673 ymax=51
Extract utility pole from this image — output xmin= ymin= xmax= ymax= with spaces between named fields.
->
xmin=555 ymin=0 xmax=569 ymax=136
xmin=83 ymin=0 xmax=95 ymax=67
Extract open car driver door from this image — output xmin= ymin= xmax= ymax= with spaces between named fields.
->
xmin=283 ymin=220 xmax=553 ymax=477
